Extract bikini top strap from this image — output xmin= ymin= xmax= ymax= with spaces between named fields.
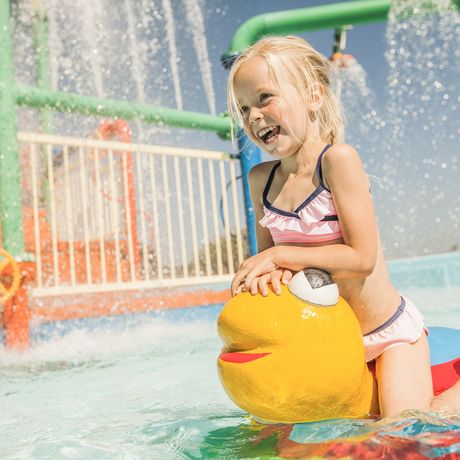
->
xmin=315 ymin=144 xmax=332 ymax=192
xmin=262 ymin=161 xmax=281 ymax=206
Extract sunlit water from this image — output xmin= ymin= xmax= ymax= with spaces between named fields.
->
xmin=2 ymin=251 xmax=460 ymax=458
xmin=0 ymin=256 xmax=459 ymax=459
xmin=1 ymin=298 xmax=459 ymax=460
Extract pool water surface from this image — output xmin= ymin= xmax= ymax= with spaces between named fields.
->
xmin=1 ymin=253 xmax=459 ymax=459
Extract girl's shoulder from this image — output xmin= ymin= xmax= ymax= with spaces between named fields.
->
xmin=321 ymin=144 xmax=366 ymax=190
xmin=249 ymin=159 xmax=279 ymax=174
xmin=249 ymin=160 xmax=279 ymax=183
xmin=248 ymin=160 xmax=279 ymax=197
xmin=323 ymin=143 xmax=361 ymax=164
xmin=322 ymin=143 xmax=364 ymax=174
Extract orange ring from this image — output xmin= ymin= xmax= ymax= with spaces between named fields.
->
xmin=0 ymin=248 xmax=20 ymax=304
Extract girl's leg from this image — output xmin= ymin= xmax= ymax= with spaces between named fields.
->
xmin=376 ymin=333 xmax=433 ymax=417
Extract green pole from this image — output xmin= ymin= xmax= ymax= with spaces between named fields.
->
xmin=222 ymin=0 xmax=460 ymax=63
xmin=225 ymin=0 xmax=392 ymax=59
xmin=0 ymin=0 xmax=25 ymax=257
xmin=14 ymin=84 xmax=231 ymax=138
xmin=33 ymin=2 xmax=53 ymax=133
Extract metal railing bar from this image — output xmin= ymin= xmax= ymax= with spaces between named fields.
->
xmin=94 ymin=148 xmax=107 ymax=284
xmin=136 ymin=154 xmax=150 ymax=281
xmin=18 ymin=131 xmax=232 ymax=161
xmin=220 ymin=161 xmax=234 ymax=274
xmin=78 ymin=146 xmax=92 ymax=284
xmin=30 ymin=142 xmax=43 ymax=287
xmin=108 ymin=149 xmax=122 ymax=283
xmin=162 ymin=155 xmax=176 ymax=278
xmin=174 ymin=156 xmax=188 ymax=277
xmin=149 ymin=154 xmax=163 ymax=279
xmin=63 ymin=145 xmax=76 ymax=286
xmin=197 ymin=158 xmax=211 ymax=276
xmin=31 ymin=274 xmax=234 ymax=297
xmin=122 ymin=151 xmax=136 ymax=282
xmin=208 ymin=159 xmax=223 ymax=275
xmin=186 ymin=157 xmax=200 ymax=276
xmin=46 ymin=143 xmax=59 ymax=286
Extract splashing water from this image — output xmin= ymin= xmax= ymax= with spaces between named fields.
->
xmin=10 ymin=0 xmax=460 ymax=254
xmin=378 ymin=0 xmax=459 ymax=257
xmin=339 ymin=0 xmax=459 ymax=258
xmin=339 ymin=59 xmax=387 ymax=149
xmin=162 ymin=0 xmax=183 ymax=111
xmin=182 ymin=0 xmax=216 ymax=115
xmin=12 ymin=0 xmax=218 ymax=147
xmin=80 ymin=0 xmax=106 ymax=99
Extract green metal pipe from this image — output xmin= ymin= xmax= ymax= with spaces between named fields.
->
xmin=14 ymin=84 xmax=231 ymax=138
xmin=223 ymin=0 xmax=460 ymax=63
xmin=230 ymin=0 xmax=391 ymax=52
xmin=0 ymin=0 xmax=25 ymax=257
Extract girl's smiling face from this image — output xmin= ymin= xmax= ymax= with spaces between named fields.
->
xmin=233 ymin=57 xmax=308 ymax=159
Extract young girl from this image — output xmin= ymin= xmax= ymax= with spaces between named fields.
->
xmin=228 ymin=35 xmax=459 ymax=417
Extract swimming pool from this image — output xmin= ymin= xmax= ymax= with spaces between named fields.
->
xmin=389 ymin=251 xmax=460 ymax=329
xmin=1 ymin=252 xmax=459 ymax=459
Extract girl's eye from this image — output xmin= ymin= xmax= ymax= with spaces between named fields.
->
xmin=240 ymin=106 xmax=249 ymax=117
xmin=259 ymin=93 xmax=272 ymax=103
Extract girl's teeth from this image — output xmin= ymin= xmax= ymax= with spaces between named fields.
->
xmin=260 ymin=126 xmax=280 ymax=143
xmin=258 ymin=127 xmax=274 ymax=138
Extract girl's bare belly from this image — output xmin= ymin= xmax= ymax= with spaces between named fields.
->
xmin=276 ymin=238 xmax=401 ymax=335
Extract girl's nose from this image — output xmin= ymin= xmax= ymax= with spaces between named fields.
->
xmin=248 ymin=107 xmax=263 ymax=123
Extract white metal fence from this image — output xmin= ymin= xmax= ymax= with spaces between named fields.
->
xmin=18 ymin=132 xmax=247 ymax=296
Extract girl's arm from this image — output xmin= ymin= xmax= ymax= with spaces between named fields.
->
xmin=232 ymin=162 xmax=292 ymax=296
xmin=232 ymin=145 xmax=377 ymax=293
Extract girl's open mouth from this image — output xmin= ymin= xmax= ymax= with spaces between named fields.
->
xmin=258 ymin=126 xmax=280 ymax=144
xmin=219 ymin=352 xmax=271 ymax=363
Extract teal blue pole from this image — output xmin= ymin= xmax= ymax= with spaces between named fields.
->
xmin=237 ymin=131 xmax=261 ymax=256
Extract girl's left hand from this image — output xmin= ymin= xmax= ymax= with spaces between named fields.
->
xmin=231 ymin=247 xmax=279 ymax=296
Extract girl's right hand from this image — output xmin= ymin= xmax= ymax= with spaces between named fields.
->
xmin=245 ymin=269 xmax=293 ymax=297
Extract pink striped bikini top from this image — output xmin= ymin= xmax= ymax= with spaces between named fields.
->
xmin=259 ymin=144 xmax=343 ymax=244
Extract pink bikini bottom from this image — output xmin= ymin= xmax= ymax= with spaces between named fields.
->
xmin=363 ymin=296 xmax=426 ymax=362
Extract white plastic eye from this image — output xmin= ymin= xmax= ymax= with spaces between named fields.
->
xmin=288 ymin=268 xmax=339 ymax=306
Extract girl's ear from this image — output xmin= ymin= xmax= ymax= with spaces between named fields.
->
xmin=307 ymin=82 xmax=324 ymax=112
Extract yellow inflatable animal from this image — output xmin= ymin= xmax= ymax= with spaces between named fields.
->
xmin=217 ymin=269 xmax=378 ymax=423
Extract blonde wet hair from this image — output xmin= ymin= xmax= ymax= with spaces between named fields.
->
xmin=227 ymin=35 xmax=344 ymax=144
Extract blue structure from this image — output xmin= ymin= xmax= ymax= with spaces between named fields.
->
xmin=237 ymin=131 xmax=262 ymax=256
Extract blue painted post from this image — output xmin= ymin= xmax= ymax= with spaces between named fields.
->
xmin=237 ymin=130 xmax=262 ymax=256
